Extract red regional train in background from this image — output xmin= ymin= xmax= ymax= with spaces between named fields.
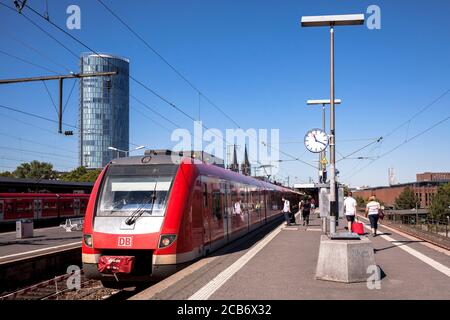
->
xmin=0 ymin=193 xmax=90 ymax=224
xmin=82 ymin=150 xmax=302 ymax=287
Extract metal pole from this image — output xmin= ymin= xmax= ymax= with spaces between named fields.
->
xmin=321 ymin=104 xmax=326 ymax=182
xmin=58 ymin=78 xmax=63 ymax=134
xmin=329 ymin=25 xmax=337 ymax=234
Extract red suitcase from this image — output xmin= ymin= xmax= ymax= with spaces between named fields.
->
xmin=351 ymin=222 xmax=365 ymax=235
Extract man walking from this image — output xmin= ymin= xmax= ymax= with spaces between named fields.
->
xmin=282 ymin=197 xmax=291 ymax=226
xmin=344 ymin=191 xmax=357 ymax=232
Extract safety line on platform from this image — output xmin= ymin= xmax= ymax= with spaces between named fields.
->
xmin=188 ymin=223 xmax=283 ymax=300
xmin=360 ymin=220 xmax=450 ymax=278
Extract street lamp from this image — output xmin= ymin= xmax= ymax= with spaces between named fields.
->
xmin=307 ymin=99 xmax=341 ymax=184
xmin=108 ymin=145 xmax=145 ymax=157
xmin=301 ymin=14 xmax=364 ymax=234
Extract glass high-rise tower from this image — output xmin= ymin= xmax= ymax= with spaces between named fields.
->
xmin=79 ymin=53 xmax=129 ymax=169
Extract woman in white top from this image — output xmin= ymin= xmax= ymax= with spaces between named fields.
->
xmin=365 ymin=196 xmax=381 ymax=236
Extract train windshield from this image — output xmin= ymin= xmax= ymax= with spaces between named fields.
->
xmin=97 ymin=164 xmax=178 ymax=217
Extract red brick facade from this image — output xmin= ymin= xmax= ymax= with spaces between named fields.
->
xmin=416 ymin=172 xmax=450 ymax=182
xmin=353 ymin=184 xmax=439 ymax=208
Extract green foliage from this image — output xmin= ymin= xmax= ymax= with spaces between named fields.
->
xmin=13 ymin=161 xmax=56 ymax=180
xmin=0 ymin=171 xmax=13 ymax=177
xmin=394 ymin=186 xmax=419 ymax=210
xmin=355 ymin=196 xmax=366 ymax=207
xmin=429 ymin=183 xmax=450 ymax=220
xmin=343 ymin=185 xmax=350 ymax=197
xmin=60 ymin=166 xmax=101 ymax=182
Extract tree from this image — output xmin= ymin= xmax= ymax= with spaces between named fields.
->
xmin=60 ymin=166 xmax=101 ymax=182
xmin=13 ymin=161 xmax=56 ymax=180
xmin=355 ymin=196 xmax=366 ymax=207
xmin=394 ymin=187 xmax=419 ymax=210
xmin=0 ymin=171 xmax=13 ymax=177
xmin=429 ymin=183 xmax=450 ymax=220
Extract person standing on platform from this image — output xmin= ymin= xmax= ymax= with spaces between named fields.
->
xmin=301 ymin=198 xmax=311 ymax=226
xmin=365 ymin=195 xmax=381 ymax=236
xmin=298 ymin=199 xmax=304 ymax=224
xmin=344 ymin=191 xmax=357 ymax=232
xmin=282 ymin=197 xmax=291 ymax=226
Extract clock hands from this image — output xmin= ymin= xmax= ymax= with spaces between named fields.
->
xmin=312 ymin=133 xmax=327 ymax=146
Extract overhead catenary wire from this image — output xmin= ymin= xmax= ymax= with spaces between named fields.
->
xmin=0 ymin=2 xmax=79 ymax=60
xmin=383 ymin=89 xmax=450 ymax=139
xmin=0 ymin=145 xmax=79 ymax=160
xmin=0 ymin=104 xmax=143 ymax=147
xmin=345 ymin=115 xmax=450 ymax=180
xmin=0 ymin=48 xmax=61 ymax=75
xmin=0 ymin=132 xmax=77 ymax=154
xmin=4 ymin=0 xmax=310 ymax=176
xmin=3 ymin=33 xmax=73 ymax=73
xmin=95 ymin=0 xmax=242 ymax=129
xmin=12 ymin=0 xmax=237 ymax=151
xmin=41 ymin=80 xmax=59 ymax=115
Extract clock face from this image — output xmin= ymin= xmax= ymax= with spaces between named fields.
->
xmin=304 ymin=129 xmax=329 ymax=153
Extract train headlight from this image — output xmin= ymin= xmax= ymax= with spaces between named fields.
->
xmin=159 ymin=234 xmax=177 ymax=248
xmin=83 ymin=234 xmax=93 ymax=247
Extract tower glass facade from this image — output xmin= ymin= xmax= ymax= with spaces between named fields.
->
xmin=79 ymin=53 xmax=129 ymax=169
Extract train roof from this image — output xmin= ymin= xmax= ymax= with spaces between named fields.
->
xmin=0 ymin=193 xmax=90 ymax=197
xmin=109 ymin=155 xmax=300 ymax=195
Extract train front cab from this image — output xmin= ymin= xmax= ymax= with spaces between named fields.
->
xmin=82 ymin=161 xmax=189 ymax=285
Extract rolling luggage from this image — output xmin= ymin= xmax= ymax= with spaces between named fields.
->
xmin=351 ymin=221 xmax=365 ymax=235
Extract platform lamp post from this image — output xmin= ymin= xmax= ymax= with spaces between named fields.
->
xmin=306 ymin=99 xmax=341 ymax=184
xmin=301 ymin=14 xmax=364 ymax=234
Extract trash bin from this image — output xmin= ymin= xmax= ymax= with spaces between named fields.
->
xmin=16 ymin=219 xmax=34 ymax=239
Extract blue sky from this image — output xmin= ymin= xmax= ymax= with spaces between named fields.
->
xmin=0 ymin=0 xmax=449 ymax=187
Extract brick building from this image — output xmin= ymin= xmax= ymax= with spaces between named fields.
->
xmin=353 ymin=172 xmax=450 ymax=208
xmin=416 ymin=172 xmax=450 ymax=182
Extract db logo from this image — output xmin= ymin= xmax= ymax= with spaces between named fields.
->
xmin=118 ymin=236 xmax=133 ymax=247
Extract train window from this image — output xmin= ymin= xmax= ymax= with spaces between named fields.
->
xmin=212 ymin=190 xmax=222 ymax=220
xmin=97 ymin=174 xmax=174 ymax=217
xmin=16 ymin=200 xmax=33 ymax=213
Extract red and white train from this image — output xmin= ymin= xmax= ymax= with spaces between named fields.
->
xmin=0 ymin=193 xmax=90 ymax=224
xmin=82 ymin=151 xmax=301 ymax=287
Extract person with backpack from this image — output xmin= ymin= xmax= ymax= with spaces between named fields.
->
xmin=301 ymin=198 xmax=311 ymax=226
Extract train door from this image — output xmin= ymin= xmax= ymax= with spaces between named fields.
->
xmin=202 ymin=180 xmax=211 ymax=255
xmin=223 ymin=183 xmax=230 ymax=242
xmin=263 ymin=189 xmax=268 ymax=222
xmin=0 ymin=199 xmax=3 ymax=222
xmin=34 ymin=199 xmax=42 ymax=220
xmin=74 ymin=199 xmax=80 ymax=216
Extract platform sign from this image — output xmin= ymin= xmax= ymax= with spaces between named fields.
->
xmin=319 ymin=187 xmax=344 ymax=218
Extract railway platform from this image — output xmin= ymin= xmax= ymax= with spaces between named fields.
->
xmin=0 ymin=226 xmax=81 ymax=264
xmin=131 ymin=213 xmax=450 ymax=300
xmin=0 ymin=225 xmax=82 ymax=294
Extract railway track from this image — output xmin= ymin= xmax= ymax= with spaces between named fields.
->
xmin=0 ymin=270 xmax=137 ymax=300
xmin=356 ymin=213 xmax=450 ymax=251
